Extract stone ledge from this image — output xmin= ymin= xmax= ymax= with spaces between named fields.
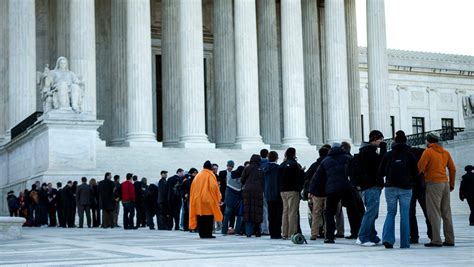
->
xmin=0 ymin=216 xmax=26 ymax=240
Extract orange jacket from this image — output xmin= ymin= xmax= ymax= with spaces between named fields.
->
xmin=417 ymin=143 xmax=456 ymax=188
xmin=189 ymin=169 xmax=223 ymax=230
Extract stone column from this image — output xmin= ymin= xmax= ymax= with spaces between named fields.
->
xmin=8 ymin=0 xmax=36 ymax=129
xmin=110 ymin=0 xmax=127 ymax=146
xmin=427 ymin=87 xmax=439 ymax=131
xmin=302 ymin=0 xmax=323 ymax=146
xmin=56 ymin=0 xmax=70 ymax=59
xmin=0 ymin=0 xmax=8 ymax=141
xmin=280 ymin=0 xmax=310 ymax=147
xmin=177 ymin=0 xmax=213 ymax=148
xmin=69 ymin=0 xmax=96 ymax=117
xmin=345 ymin=0 xmax=362 ymax=144
xmin=213 ymin=0 xmax=236 ymax=147
xmin=367 ymin=0 xmax=390 ymax=135
xmin=318 ymin=1 xmax=329 ymax=143
xmin=234 ymin=0 xmax=265 ymax=149
xmin=324 ymin=0 xmax=351 ymax=143
xmin=397 ymin=85 xmax=409 ymax=132
xmin=161 ymin=0 xmax=180 ymax=147
xmin=257 ymin=0 xmax=281 ymax=146
xmin=456 ymin=89 xmax=466 ymax=128
xmin=123 ymin=0 xmax=158 ymax=145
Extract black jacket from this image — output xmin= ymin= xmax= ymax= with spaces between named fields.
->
xmin=378 ymin=143 xmax=418 ymax=189
xmin=134 ymin=181 xmax=145 ymax=204
xmin=144 ymin=183 xmax=159 ymax=208
xmin=308 ymin=157 xmax=327 ymax=197
xmin=263 ymin=162 xmax=281 ymax=202
xmin=314 ymin=147 xmax=352 ymax=194
xmin=357 ymin=142 xmax=386 ymax=190
xmin=167 ymin=175 xmax=182 ymax=203
xmin=157 ymin=178 xmax=168 ymax=204
xmin=279 ymin=158 xmax=305 ymax=192
xmin=460 ymin=172 xmax=474 ymax=200
xmin=62 ymin=186 xmax=75 ymax=208
xmin=76 ymin=183 xmax=92 ymax=206
xmin=98 ymin=179 xmax=115 ymax=211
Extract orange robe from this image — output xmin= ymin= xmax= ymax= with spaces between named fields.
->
xmin=189 ymin=169 xmax=223 ymax=230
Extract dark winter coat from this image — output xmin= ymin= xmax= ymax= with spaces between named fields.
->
xmin=357 ymin=142 xmax=386 ymax=190
xmin=279 ymin=158 xmax=305 ymax=192
xmin=241 ymin=155 xmax=264 ymax=224
xmin=379 ymin=143 xmax=418 ymax=189
xmin=313 ymin=147 xmax=352 ymax=194
xmin=224 ymin=166 xmax=244 ymax=209
xmin=90 ymin=184 xmax=99 ymax=208
xmin=98 ymin=179 xmax=115 ymax=211
xmin=76 ymin=183 xmax=92 ymax=206
xmin=62 ymin=186 xmax=75 ymax=208
xmin=157 ymin=178 xmax=168 ymax=204
xmin=134 ymin=181 xmax=145 ymax=205
xmin=144 ymin=183 xmax=159 ymax=209
xmin=460 ymin=171 xmax=474 ymax=200
xmin=307 ymin=156 xmax=327 ymax=197
xmin=7 ymin=194 xmax=20 ymax=211
xmin=167 ymin=175 xmax=182 ymax=203
xmin=218 ymin=170 xmax=228 ymax=201
xmin=263 ymin=162 xmax=281 ymax=202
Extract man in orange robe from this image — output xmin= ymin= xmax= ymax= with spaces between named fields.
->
xmin=189 ymin=160 xmax=223 ymax=238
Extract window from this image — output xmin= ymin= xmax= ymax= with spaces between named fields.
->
xmin=441 ymin=118 xmax=453 ymax=130
xmin=412 ymin=117 xmax=425 ymax=134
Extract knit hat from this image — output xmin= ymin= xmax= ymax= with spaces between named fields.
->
xmin=394 ymin=130 xmax=407 ymax=143
xmin=227 ymin=160 xmax=235 ymax=168
xmin=203 ymin=160 xmax=213 ymax=170
xmin=426 ymin=132 xmax=440 ymax=143
xmin=369 ymin=130 xmax=384 ymax=142
xmin=465 ymin=165 xmax=473 ymax=173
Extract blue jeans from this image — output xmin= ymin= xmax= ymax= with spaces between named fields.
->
xmin=245 ymin=222 xmax=261 ymax=237
xmin=358 ymin=187 xmax=382 ymax=243
xmin=222 ymin=205 xmax=242 ymax=235
xmin=382 ymin=187 xmax=412 ymax=248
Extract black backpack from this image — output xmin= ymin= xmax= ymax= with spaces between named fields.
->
xmin=346 ymin=154 xmax=363 ymax=188
xmin=385 ymin=151 xmax=411 ymax=189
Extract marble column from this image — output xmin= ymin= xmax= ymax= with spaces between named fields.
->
xmin=324 ymin=0 xmax=351 ymax=143
xmin=69 ymin=0 xmax=96 ymax=117
xmin=345 ymin=0 xmax=362 ymax=144
xmin=456 ymin=89 xmax=466 ymax=128
xmin=123 ymin=0 xmax=158 ymax=145
xmin=367 ymin=0 xmax=390 ymax=135
xmin=234 ymin=0 xmax=265 ymax=149
xmin=161 ymin=0 xmax=180 ymax=147
xmin=280 ymin=0 xmax=310 ymax=147
xmin=177 ymin=0 xmax=213 ymax=148
xmin=256 ymin=0 xmax=281 ymax=146
xmin=397 ymin=85 xmax=409 ymax=132
xmin=56 ymin=0 xmax=70 ymax=59
xmin=302 ymin=0 xmax=323 ymax=146
xmin=427 ymin=87 xmax=439 ymax=131
xmin=213 ymin=0 xmax=236 ymax=147
xmin=318 ymin=1 xmax=329 ymax=143
xmin=110 ymin=0 xmax=127 ymax=146
xmin=0 ymin=0 xmax=8 ymax=141
xmin=8 ymin=0 xmax=36 ymax=129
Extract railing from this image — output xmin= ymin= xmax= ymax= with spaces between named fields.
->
xmin=384 ymin=127 xmax=465 ymax=149
xmin=11 ymin=112 xmax=43 ymax=140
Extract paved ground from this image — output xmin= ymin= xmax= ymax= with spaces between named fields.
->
xmin=1 ymin=195 xmax=472 ymax=267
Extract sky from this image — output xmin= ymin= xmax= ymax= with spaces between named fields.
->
xmin=355 ymin=0 xmax=474 ymax=56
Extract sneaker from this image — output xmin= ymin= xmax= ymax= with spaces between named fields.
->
xmin=442 ymin=242 xmax=455 ymax=247
xmin=345 ymin=235 xmax=358 ymax=239
xmin=410 ymin=238 xmax=419 ymax=244
xmin=356 ymin=238 xmax=362 ymax=245
xmin=324 ymin=239 xmax=335 ymax=244
xmin=383 ymin=241 xmax=393 ymax=249
xmin=361 ymin=241 xmax=376 ymax=247
xmin=310 ymin=235 xmax=317 ymax=241
xmin=424 ymin=242 xmax=442 ymax=247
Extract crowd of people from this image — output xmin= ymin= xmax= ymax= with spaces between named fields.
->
xmin=6 ymin=129 xmax=473 ymax=249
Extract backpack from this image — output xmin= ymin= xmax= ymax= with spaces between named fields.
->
xmin=346 ymin=154 xmax=363 ymax=188
xmin=173 ymin=181 xmax=182 ymax=197
xmin=385 ymin=151 xmax=411 ymax=189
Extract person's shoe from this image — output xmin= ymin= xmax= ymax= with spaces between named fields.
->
xmin=324 ymin=239 xmax=335 ymax=244
xmin=317 ymin=234 xmax=325 ymax=238
xmin=424 ymin=242 xmax=442 ymax=247
xmin=383 ymin=241 xmax=393 ymax=249
xmin=356 ymin=238 xmax=362 ymax=245
xmin=310 ymin=235 xmax=317 ymax=241
xmin=270 ymin=236 xmax=282 ymax=239
xmin=442 ymin=242 xmax=455 ymax=247
xmin=149 ymin=227 xmax=155 ymax=230
xmin=410 ymin=238 xmax=419 ymax=244
xmin=335 ymin=234 xmax=345 ymax=238
xmin=282 ymin=236 xmax=289 ymax=240
xmin=78 ymin=226 xmax=83 ymax=229
xmin=246 ymin=234 xmax=251 ymax=238
xmin=255 ymin=233 xmax=262 ymax=238
xmin=469 ymin=222 xmax=474 ymax=226
xmin=361 ymin=241 xmax=376 ymax=247
xmin=345 ymin=235 xmax=357 ymax=239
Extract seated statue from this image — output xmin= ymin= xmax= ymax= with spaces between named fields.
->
xmin=463 ymin=94 xmax=474 ymax=119
xmin=38 ymin=57 xmax=84 ymax=113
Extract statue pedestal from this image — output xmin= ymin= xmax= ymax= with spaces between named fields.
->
xmin=0 ymin=112 xmax=104 ymax=199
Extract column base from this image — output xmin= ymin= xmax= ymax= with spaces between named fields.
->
xmin=281 ymin=136 xmax=312 ymax=149
xmin=125 ymin=132 xmax=161 ymax=147
xmin=326 ymin=137 xmax=353 ymax=145
xmin=178 ymin=134 xmax=215 ymax=148
xmin=234 ymin=136 xmax=269 ymax=150
xmin=162 ymin=139 xmax=180 ymax=147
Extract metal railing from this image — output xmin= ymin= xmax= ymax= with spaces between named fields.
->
xmin=384 ymin=127 xmax=465 ymax=149
xmin=11 ymin=112 xmax=43 ymax=140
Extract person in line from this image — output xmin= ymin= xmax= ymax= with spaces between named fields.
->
xmin=157 ymin=170 xmax=170 ymax=230
xmin=221 ymin=160 xmax=243 ymax=235
xmin=47 ymin=183 xmax=58 ymax=227
xmin=241 ymin=155 xmax=264 ymax=237
xmin=121 ymin=173 xmax=136 ymax=230
xmin=62 ymin=181 xmax=76 ymax=228
xmin=279 ymin=147 xmax=305 ymax=239
xmin=356 ymin=130 xmax=387 ymax=246
xmin=113 ymin=175 xmax=121 ymax=228
xmin=459 ymin=165 xmax=474 ymax=226
xmin=167 ymin=169 xmax=184 ymax=230
xmin=56 ymin=182 xmax=64 ymax=227
xmin=76 ymin=177 xmax=92 ymax=228
xmin=418 ymin=132 xmax=456 ymax=247
xmin=89 ymin=178 xmax=101 ymax=228
xmin=260 ymin=149 xmax=270 ymax=236
xmin=99 ymin=172 xmax=116 ymax=229
xmin=189 ymin=161 xmax=223 ymax=238
xmin=379 ymin=131 xmax=418 ymax=249
xmin=263 ymin=151 xmax=283 ymax=239
xmin=38 ymin=183 xmax=49 ymax=226
xmin=7 ymin=191 xmax=20 ymax=217
xmin=133 ymin=175 xmax=147 ymax=228
xmin=182 ymin=168 xmax=198 ymax=231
